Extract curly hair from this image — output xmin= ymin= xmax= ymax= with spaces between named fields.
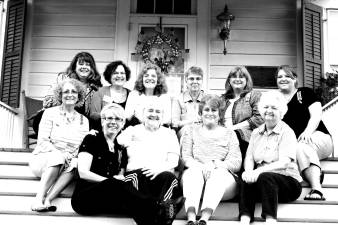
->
xmin=103 ymin=60 xmax=131 ymax=84
xmin=223 ymin=66 xmax=253 ymax=99
xmin=276 ymin=65 xmax=298 ymax=88
xmin=198 ymin=94 xmax=226 ymax=125
xmin=65 ymin=52 xmax=102 ymax=87
xmin=53 ymin=78 xmax=86 ymax=108
xmin=134 ymin=63 xmax=168 ymax=96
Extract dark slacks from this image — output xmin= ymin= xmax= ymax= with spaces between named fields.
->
xmin=71 ymin=170 xmax=182 ymax=225
xmin=238 ymin=172 xmax=301 ymax=220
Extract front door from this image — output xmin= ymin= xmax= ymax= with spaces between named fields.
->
xmin=128 ymin=16 xmax=197 ymax=96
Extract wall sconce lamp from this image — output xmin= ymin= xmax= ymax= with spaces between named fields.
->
xmin=216 ymin=4 xmax=235 ymax=55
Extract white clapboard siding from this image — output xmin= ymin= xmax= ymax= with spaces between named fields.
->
xmin=27 ymin=0 xmax=117 ymax=98
xmin=209 ymin=0 xmax=296 ymax=92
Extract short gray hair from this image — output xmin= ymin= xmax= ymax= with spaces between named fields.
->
xmin=258 ymin=91 xmax=288 ymax=119
xmin=100 ymin=103 xmax=126 ymax=121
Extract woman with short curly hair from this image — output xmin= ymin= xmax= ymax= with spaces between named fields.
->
xmin=29 ymin=78 xmax=89 ymax=212
xmin=90 ymin=60 xmax=131 ymax=130
xmin=124 ymin=63 xmax=172 ymax=127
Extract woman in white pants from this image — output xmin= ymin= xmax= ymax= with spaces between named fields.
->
xmin=181 ymin=94 xmax=242 ymax=225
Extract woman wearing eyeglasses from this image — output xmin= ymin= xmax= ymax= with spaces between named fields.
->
xmin=72 ymin=103 xmax=178 ymax=225
xmin=90 ymin=61 xmax=131 ymax=130
xmin=221 ymin=66 xmax=263 ymax=170
xmin=29 ymin=78 xmax=89 ymax=212
xmin=172 ymin=66 xmax=205 ymax=135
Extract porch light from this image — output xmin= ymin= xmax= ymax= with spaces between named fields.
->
xmin=216 ymin=4 xmax=235 ymax=55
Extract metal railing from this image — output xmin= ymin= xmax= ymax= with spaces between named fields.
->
xmin=322 ymin=96 xmax=338 ymax=157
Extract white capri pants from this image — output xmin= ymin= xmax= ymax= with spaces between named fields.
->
xmin=182 ymin=166 xmax=238 ymax=213
xmin=297 ymin=131 xmax=334 ymax=172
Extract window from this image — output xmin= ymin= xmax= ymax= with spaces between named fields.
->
xmin=327 ymin=10 xmax=338 ymax=69
xmin=246 ymin=66 xmax=278 ymax=88
xmin=135 ymin=0 xmax=192 ymax=14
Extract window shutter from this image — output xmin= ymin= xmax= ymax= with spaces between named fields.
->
xmin=0 ymin=0 xmax=26 ymax=108
xmin=302 ymin=2 xmax=323 ymax=90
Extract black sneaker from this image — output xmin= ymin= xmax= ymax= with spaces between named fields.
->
xmin=186 ymin=221 xmax=196 ymax=225
xmin=197 ymin=220 xmax=207 ymax=225
xmin=157 ymin=197 xmax=185 ymax=225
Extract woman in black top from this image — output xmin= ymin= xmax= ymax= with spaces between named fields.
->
xmin=71 ymin=103 xmax=178 ymax=225
xmin=276 ymin=65 xmax=334 ymax=201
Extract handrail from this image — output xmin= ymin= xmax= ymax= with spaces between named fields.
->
xmin=322 ymin=96 xmax=338 ymax=111
xmin=0 ymin=101 xmax=19 ymax=115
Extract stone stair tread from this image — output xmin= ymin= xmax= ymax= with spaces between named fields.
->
xmin=0 ymin=179 xmax=74 ymax=197
xmin=0 ymin=151 xmax=30 ymax=165
xmin=0 ymin=215 xmax=335 ymax=225
xmin=1 ymin=196 xmax=338 ymax=222
xmin=0 ymin=165 xmax=36 ymax=179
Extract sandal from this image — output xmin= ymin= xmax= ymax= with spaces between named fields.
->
xmin=304 ymin=189 xmax=326 ymax=201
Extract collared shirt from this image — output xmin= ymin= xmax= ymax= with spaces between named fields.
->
xmin=246 ymin=121 xmax=302 ymax=182
xmin=172 ymin=90 xmax=205 ymax=128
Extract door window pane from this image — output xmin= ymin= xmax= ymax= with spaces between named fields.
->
xmin=174 ymin=0 xmax=191 ymax=14
xmin=246 ymin=66 xmax=278 ymax=88
xmin=137 ymin=0 xmax=154 ymax=13
xmin=155 ymin=0 xmax=172 ymax=14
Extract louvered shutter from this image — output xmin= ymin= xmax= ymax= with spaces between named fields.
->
xmin=303 ymin=3 xmax=323 ymax=90
xmin=0 ymin=0 xmax=26 ymax=108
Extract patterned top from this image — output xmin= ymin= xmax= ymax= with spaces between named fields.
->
xmin=221 ymin=90 xmax=263 ymax=142
xmin=181 ymin=124 xmax=242 ymax=173
xmin=246 ymin=121 xmax=302 ymax=182
xmin=33 ymin=106 xmax=89 ymax=171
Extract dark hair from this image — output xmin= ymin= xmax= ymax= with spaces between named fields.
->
xmin=185 ymin=66 xmax=204 ymax=79
xmin=103 ymin=60 xmax=131 ymax=84
xmin=54 ymin=78 xmax=86 ymax=107
xmin=134 ymin=63 xmax=168 ymax=96
xmin=223 ymin=66 xmax=253 ymax=99
xmin=198 ymin=94 xmax=225 ymax=125
xmin=65 ymin=52 xmax=102 ymax=87
xmin=276 ymin=65 xmax=298 ymax=88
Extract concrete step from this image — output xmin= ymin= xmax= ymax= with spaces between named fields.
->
xmin=0 ymin=165 xmax=36 ymax=180
xmin=0 ymin=151 xmax=31 ymax=165
xmin=1 ymin=195 xmax=338 ymax=223
xmin=1 ymin=215 xmax=334 ymax=225
xmin=0 ymin=179 xmax=74 ymax=197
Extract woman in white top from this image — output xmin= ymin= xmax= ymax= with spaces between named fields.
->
xmin=30 ymin=78 xmax=89 ymax=212
xmin=124 ymin=63 xmax=172 ymax=127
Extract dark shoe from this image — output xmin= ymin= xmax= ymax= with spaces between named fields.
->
xmin=186 ymin=221 xmax=196 ymax=225
xmin=197 ymin=220 xmax=207 ymax=225
xmin=157 ymin=197 xmax=186 ymax=225
xmin=304 ymin=189 xmax=326 ymax=201
xmin=320 ymin=171 xmax=324 ymax=184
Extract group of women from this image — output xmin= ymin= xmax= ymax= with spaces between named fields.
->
xmin=28 ymin=51 xmax=334 ymax=225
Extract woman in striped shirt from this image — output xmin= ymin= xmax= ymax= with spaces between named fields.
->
xmin=181 ymin=94 xmax=242 ymax=225
xmin=29 ymin=78 xmax=89 ymax=212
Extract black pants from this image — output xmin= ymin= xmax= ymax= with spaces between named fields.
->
xmin=71 ymin=170 xmax=182 ymax=225
xmin=234 ymin=130 xmax=249 ymax=174
xmin=238 ymin=172 xmax=301 ymax=221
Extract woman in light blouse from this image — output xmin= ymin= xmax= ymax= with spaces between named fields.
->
xmin=181 ymin=94 xmax=241 ymax=225
xmin=30 ymin=78 xmax=89 ymax=212
xmin=239 ymin=91 xmax=302 ymax=224
xmin=124 ymin=63 xmax=172 ymax=127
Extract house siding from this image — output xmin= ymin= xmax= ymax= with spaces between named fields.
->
xmin=27 ymin=0 xmax=117 ymax=98
xmin=209 ymin=0 xmax=297 ymax=93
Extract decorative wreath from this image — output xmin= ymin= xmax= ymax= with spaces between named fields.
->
xmin=136 ymin=31 xmax=181 ymax=73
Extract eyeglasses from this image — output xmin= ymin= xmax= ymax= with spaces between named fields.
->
xmin=101 ymin=116 xmax=124 ymax=122
xmin=187 ymin=77 xmax=202 ymax=81
xmin=62 ymin=89 xmax=78 ymax=94
xmin=229 ymin=74 xmax=245 ymax=79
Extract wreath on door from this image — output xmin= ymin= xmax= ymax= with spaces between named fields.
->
xmin=135 ymin=31 xmax=181 ymax=73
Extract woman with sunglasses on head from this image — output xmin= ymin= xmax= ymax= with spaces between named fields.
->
xmin=90 ymin=60 xmax=131 ymax=130
xmin=30 ymin=78 xmax=89 ymax=212
xmin=221 ymin=66 xmax=263 ymax=169
xmin=276 ymin=65 xmax=333 ymax=201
